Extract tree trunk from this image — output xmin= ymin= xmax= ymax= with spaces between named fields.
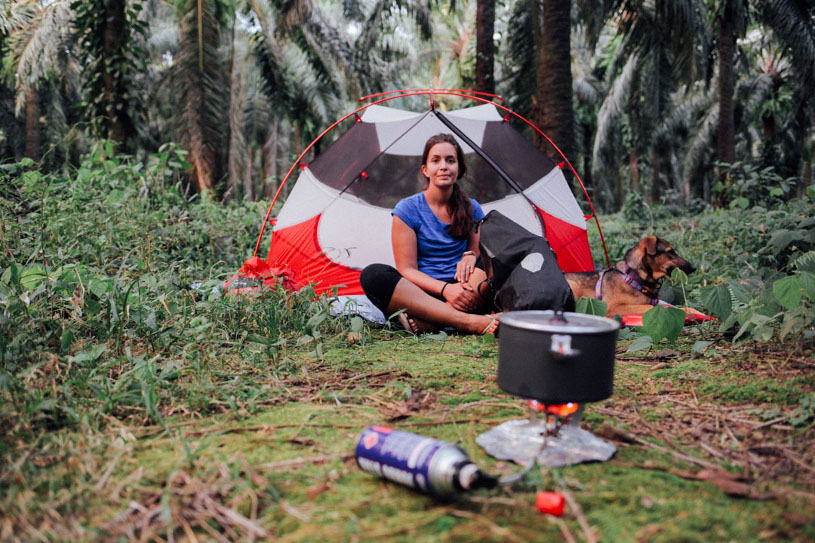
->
xmin=535 ymin=0 xmax=574 ymax=164
xmin=262 ymin=119 xmax=278 ymax=200
xmin=475 ymin=0 xmax=495 ymax=95
xmin=717 ymin=4 xmax=737 ymax=168
xmin=629 ymin=150 xmax=640 ymax=192
xmin=102 ymin=0 xmax=133 ymax=147
xmin=177 ymin=0 xmax=224 ymax=196
xmin=651 ymin=150 xmax=661 ymax=204
xmin=681 ymin=175 xmax=691 ymax=204
xmin=25 ymin=86 xmax=40 ymax=162
xmin=244 ymin=144 xmax=254 ymax=201
xmin=226 ymin=20 xmax=244 ymax=203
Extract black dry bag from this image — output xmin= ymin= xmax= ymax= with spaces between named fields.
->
xmin=477 ymin=210 xmax=575 ymax=312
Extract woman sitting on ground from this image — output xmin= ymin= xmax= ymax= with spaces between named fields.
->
xmin=360 ymin=133 xmax=499 ymax=335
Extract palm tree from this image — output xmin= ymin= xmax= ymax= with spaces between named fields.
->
xmin=591 ymin=0 xmax=712 ymax=208
xmin=170 ymin=0 xmax=229 ymax=195
xmin=475 ymin=0 xmax=495 ymax=94
xmin=5 ymin=0 xmax=78 ymax=163
xmin=535 ymin=0 xmax=575 ymax=162
xmin=71 ymin=0 xmax=143 ymax=148
xmin=714 ymin=0 xmax=815 ymax=174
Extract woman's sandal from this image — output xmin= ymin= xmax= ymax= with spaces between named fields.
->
xmin=398 ymin=313 xmax=420 ymax=334
xmin=480 ymin=314 xmax=500 ymax=335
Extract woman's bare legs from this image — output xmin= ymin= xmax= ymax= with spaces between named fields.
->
xmin=386 ymin=269 xmax=497 ymax=335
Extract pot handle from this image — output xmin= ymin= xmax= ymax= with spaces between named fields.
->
xmin=550 ymin=334 xmax=580 ymax=358
xmin=552 ymin=308 xmax=568 ymax=324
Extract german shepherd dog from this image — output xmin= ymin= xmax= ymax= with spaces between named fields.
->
xmin=565 ymin=236 xmax=697 ymax=318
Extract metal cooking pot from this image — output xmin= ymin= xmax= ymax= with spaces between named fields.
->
xmin=497 ymin=310 xmax=620 ymax=404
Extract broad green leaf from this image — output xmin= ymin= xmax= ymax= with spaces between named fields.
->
xmin=424 ymin=331 xmax=449 ymax=341
xmin=807 ymin=185 xmax=815 ymax=200
xmin=733 ymin=313 xmax=774 ymax=342
xmin=768 ymin=229 xmax=804 ymax=252
xmin=20 ymin=265 xmax=47 ymax=290
xmin=778 ymin=313 xmax=804 ymax=341
xmin=626 ymin=335 xmax=653 ymax=353
xmin=670 ymin=268 xmax=688 ymax=285
xmin=60 ymin=329 xmax=74 ymax=354
xmin=350 ymin=316 xmax=364 ymax=333
xmin=88 ymin=278 xmax=112 ymax=297
xmin=730 ymin=197 xmax=749 ymax=210
xmin=691 ymin=340 xmax=713 ymax=355
xmin=642 ymin=305 xmax=685 ymax=344
xmin=726 ymin=281 xmax=751 ymax=304
xmin=773 ymin=276 xmax=802 ymax=310
xmin=753 ymin=325 xmax=774 ymax=342
xmin=769 ymin=188 xmax=783 ymax=197
xmin=700 ymin=285 xmax=732 ymax=320
xmin=575 ymin=297 xmax=608 ymax=317
xmin=68 ymin=344 xmax=107 ymax=365
xmin=799 ymin=271 xmax=815 ymax=301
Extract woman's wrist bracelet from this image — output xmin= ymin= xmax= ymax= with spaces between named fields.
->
xmin=440 ymin=283 xmax=448 ymax=297
xmin=463 ymin=250 xmax=476 ymax=257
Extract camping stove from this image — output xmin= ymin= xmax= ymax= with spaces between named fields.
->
xmin=476 ymin=399 xmax=616 ymax=473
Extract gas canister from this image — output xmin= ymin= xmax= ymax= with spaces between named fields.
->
xmin=355 ymin=425 xmax=496 ymax=497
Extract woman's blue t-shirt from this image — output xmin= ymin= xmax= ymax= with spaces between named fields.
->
xmin=392 ymin=192 xmax=484 ymax=281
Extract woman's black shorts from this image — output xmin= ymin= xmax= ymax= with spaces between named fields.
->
xmin=359 ymin=262 xmax=484 ymax=317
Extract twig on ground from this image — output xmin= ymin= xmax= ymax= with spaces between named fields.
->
xmin=259 ymin=453 xmax=353 ymax=470
xmin=549 ymin=516 xmax=578 ymax=543
xmin=560 ymin=489 xmax=597 ymax=543
xmin=598 ymin=424 xmax=722 ymax=470
xmin=443 ymin=508 xmax=524 ymax=543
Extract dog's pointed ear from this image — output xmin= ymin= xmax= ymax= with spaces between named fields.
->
xmin=644 ymin=236 xmax=658 ymax=256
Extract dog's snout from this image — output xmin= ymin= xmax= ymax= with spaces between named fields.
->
xmin=680 ymin=260 xmax=696 ymax=274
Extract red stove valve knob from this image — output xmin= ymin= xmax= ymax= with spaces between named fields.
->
xmin=536 ymin=491 xmax=565 ymax=516
xmin=527 ymin=400 xmax=579 ymax=416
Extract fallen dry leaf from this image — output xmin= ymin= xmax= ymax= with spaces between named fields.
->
xmin=635 ymin=523 xmax=663 ymax=542
xmin=306 ymin=482 xmax=330 ymax=500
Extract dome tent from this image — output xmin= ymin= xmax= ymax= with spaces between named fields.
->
xmin=232 ymin=90 xmax=608 ymax=322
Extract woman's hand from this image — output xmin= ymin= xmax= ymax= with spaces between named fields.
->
xmin=442 ymin=282 xmax=479 ymax=312
xmin=455 ymin=253 xmax=478 ymax=283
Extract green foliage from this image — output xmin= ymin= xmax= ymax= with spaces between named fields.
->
xmin=71 ymin=0 xmax=147 ymax=142
xmin=714 ymin=162 xmax=797 ymax=210
xmin=642 ymin=305 xmax=685 ymax=344
xmin=0 ymin=145 xmax=348 ymax=435
xmin=575 ymin=297 xmax=608 ymax=317
xmin=588 ymin=163 xmax=815 ymax=347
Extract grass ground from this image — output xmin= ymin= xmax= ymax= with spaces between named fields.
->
xmin=2 ymin=155 xmax=814 ymax=541
xmin=3 ymin=325 xmax=813 ymax=542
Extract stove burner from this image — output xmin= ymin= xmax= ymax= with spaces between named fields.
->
xmin=477 ymin=399 xmax=616 ymax=472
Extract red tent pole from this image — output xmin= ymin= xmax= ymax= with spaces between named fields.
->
xmin=254 ymin=89 xmax=610 ymax=268
xmin=359 ymin=88 xmax=504 ymax=102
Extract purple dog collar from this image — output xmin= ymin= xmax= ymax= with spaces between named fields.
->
xmin=595 ymin=267 xmax=660 ymax=305
xmin=621 ymin=266 xmax=660 ymax=305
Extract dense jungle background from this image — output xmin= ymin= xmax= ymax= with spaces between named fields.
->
xmin=2 ymin=0 xmax=815 ymax=541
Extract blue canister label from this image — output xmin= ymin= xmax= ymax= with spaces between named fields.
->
xmin=355 ymin=425 xmax=444 ymax=492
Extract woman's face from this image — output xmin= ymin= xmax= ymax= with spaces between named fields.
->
xmin=421 ymin=142 xmax=459 ymax=189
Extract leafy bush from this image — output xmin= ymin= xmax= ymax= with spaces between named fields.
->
xmin=0 ymin=144 xmax=346 ymax=437
xmin=588 ymin=164 xmax=814 ymax=347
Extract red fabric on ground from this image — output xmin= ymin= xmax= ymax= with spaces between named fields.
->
xmin=265 ymin=214 xmax=363 ymax=295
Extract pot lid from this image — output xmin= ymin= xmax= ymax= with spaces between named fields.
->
xmin=498 ymin=310 xmax=620 ymax=334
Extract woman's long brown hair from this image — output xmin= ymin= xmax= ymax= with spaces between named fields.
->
xmin=420 ymin=134 xmax=473 ymax=240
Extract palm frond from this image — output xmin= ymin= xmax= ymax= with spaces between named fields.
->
xmin=170 ymin=0 xmax=228 ymax=192
xmin=501 ymin=0 xmax=537 ymax=120
xmin=681 ymin=101 xmax=718 ymax=183
xmin=0 ymin=0 xmax=36 ymax=35
xmin=759 ymin=0 xmax=815 ymax=85
xmin=8 ymin=0 xmax=74 ymax=114
xmin=592 ymin=51 xmax=638 ymax=175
